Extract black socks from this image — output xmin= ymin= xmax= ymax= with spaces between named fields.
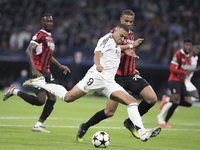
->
xmin=138 ymin=100 xmax=154 ymax=116
xmin=83 ymin=109 xmax=108 ymax=131
xmin=38 ymin=99 xmax=56 ymax=123
xmin=17 ymin=91 xmax=43 ymax=106
xmin=165 ymin=103 xmax=178 ymax=122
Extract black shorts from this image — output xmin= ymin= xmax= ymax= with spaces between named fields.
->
xmin=168 ymin=80 xmax=190 ymax=97
xmin=115 ymin=74 xmax=149 ymax=95
xmin=31 ymin=71 xmax=55 ymax=94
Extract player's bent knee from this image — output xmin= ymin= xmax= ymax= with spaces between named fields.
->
xmin=151 ymin=95 xmax=157 ymax=104
xmin=64 ymin=96 xmax=76 ymax=103
xmin=104 ymin=110 xmax=115 ymax=117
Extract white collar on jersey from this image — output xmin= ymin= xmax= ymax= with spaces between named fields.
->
xmin=40 ymin=29 xmax=52 ymax=35
xmin=180 ymin=49 xmax=190 ymax=57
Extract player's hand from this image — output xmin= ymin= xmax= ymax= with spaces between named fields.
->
xmin=32 ymin=69 xmax=42 ymax=78
xmin=132 ymin=38 xmax=144 ymax=48
xmin=135 ymin=69 xmax=140 ymax=75
xmin=96 ymin=65 xmax=103 ymax=72
xmin=60 ymin=65 xmax=71 ymax=75
xmin=125 ymin=50 xmax=139 ymax=59
xmin=184 ymin=70 xmax=192 ymax=76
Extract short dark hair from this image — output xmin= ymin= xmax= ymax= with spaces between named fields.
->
xmin=184 ymin=38 xmax=193 ymax=44
xmin=42 ymin=13 xmax=52 ymax=20
xmin=121 ymin=9 xmax=135 ymax=17
xmin=116 ymin=24 xmax=129 ymax=32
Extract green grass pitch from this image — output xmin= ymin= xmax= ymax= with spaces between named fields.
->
xmin=0 ymin=91 xmax=200 ymax=150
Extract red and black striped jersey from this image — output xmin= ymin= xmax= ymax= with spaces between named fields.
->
xmin=30 ymin=29 xmax=55 ymax=72
xmin=109 ymin=28 xmax=136 ymax=76
xmin=168 ymin=49 xmax=192 ymax=82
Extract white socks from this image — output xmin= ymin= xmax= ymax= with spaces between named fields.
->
xmin=159 ymin=102 xmax=172 ymax=118
xmin=191 ymin=96 xmax=198 ymax=102
xmin=37 ymin=83 xmax=68 ymax=100
xmin=35 ymin=121 xmax=42 ymax=127
xmin=127 ymin=103 xmax=145 ymax=133
xmin=13 ymin=89 xmax=19 ymax=95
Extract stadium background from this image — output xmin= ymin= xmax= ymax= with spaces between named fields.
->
xmin=0 ymin=0 xmax=200 ymax=99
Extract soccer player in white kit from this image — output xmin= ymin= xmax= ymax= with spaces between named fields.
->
xmin=185 ymin=42 xmax=200 ymax=101
xmin=157 ymin=42 xmax=200 ymax=126
xmin=23 ymin=24 xmax=161 ymax=142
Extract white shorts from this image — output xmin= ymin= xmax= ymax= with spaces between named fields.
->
xmin=185 ymin=80 xmax=197 ymax=92
xmin=77 ymin=71 xmax=126 ymax=98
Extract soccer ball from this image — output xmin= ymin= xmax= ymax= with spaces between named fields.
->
xmin=92 ymin=131 xmax=110 ymax=148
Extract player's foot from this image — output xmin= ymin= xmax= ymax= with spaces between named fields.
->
xmin=157 ymin=114 xmax=165 ymax=125
xmin=140 ymin=127 xmax=161 ymax=142
xmin=3 ymin=85 xmax=17 ymax=101
xmin=23 ymin=76 xmax=46 ymax=87
xmin=32 ymin=126 xmax=50 ymax=133
xmin=76 ymin=123 xmax=86 ymax=142
xmin=161 ymin=122 xmax=171 ymax=128
xmin=124 ymin=119 xmax=140 ymax=139
xmin=160 ymin=95 xmax=168 ymax=109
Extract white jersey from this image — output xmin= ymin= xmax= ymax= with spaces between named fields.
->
xmin=87 ymin=33 xmax=121 ymax=80
xmin=77 ymin=33 xmax=128 ymax=98
xmin=185 ymin=55 xmax=198 ymax=91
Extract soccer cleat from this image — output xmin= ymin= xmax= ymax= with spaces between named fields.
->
xmin=140 ymin=127 xmax=161 ymax=142
xmin=23 ymin=76 xmax=46 ymax=87
xmin=157 ymin=114 xmax=165 ymax=125
xmin=76 ymin=123 xmax=86 ymax=142
xmin=32 ymin=126 xmax=50 ymax=133
xmin=124 ymin=119 xmax=140 ymax=139
xmin=3 ymin=85 xmax=17 ymax=101
xmin=160 ymin=95 xmax=168 ymax=110
xmin=161 ymin=122 xmax=171 ymax=128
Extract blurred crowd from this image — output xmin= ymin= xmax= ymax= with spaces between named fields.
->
xmin=1 ymin=0 xmax=200 ymax=64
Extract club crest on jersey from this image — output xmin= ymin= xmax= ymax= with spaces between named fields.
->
xmin=84 ymin=85 xmax=87 ymax=90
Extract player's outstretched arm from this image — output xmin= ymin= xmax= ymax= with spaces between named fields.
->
xmin=120 ymin=38 xmax=144 ymax=50
xmin=132 ymin=38 xmax=144 ymax=48
xmin=51 ymin=56 xmax=71 ymax=75
xmin=192 ymin=66 xmax=200 ymax=72
xmin=125 ymin=50 xmax=139 ymax=59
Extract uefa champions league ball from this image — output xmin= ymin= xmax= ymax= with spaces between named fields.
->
xmin=92 ymin=131 xmax=110 ymax=148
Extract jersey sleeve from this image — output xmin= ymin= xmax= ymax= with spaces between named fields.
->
xmin=169 ymin=63 xmax=185 ymax=74
xmin=94 ymin=38 xmax=105 ymax=53
xmin=30 ymin=31 xmax=43 ymax=45
xmin=170 ymin=53 xmax=185 ymax=74
xmin=171 ymin=53 xmax=179 ymax=65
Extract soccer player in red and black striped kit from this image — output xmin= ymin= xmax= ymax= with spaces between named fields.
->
xmin=76 ymin=9 xmax=158 ymax=141
xmin=159 ymin=38 xmax=193 ymax=128
xmin=3 ymin=13 xmax=70 ymax=133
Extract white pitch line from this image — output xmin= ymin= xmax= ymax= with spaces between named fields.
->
xmin=1 ymin=117 xmax=200 ymax=126
xmin=0 ymin=124 xmax=200 ymax=132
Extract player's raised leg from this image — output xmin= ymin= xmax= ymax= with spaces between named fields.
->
xmin=23 ymin=76 xmax=87 ymax=103
xmin=23 ymin=76 xmax=67 ymax=100
xmin=110 ymin=90 xmax=161 ymax=142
